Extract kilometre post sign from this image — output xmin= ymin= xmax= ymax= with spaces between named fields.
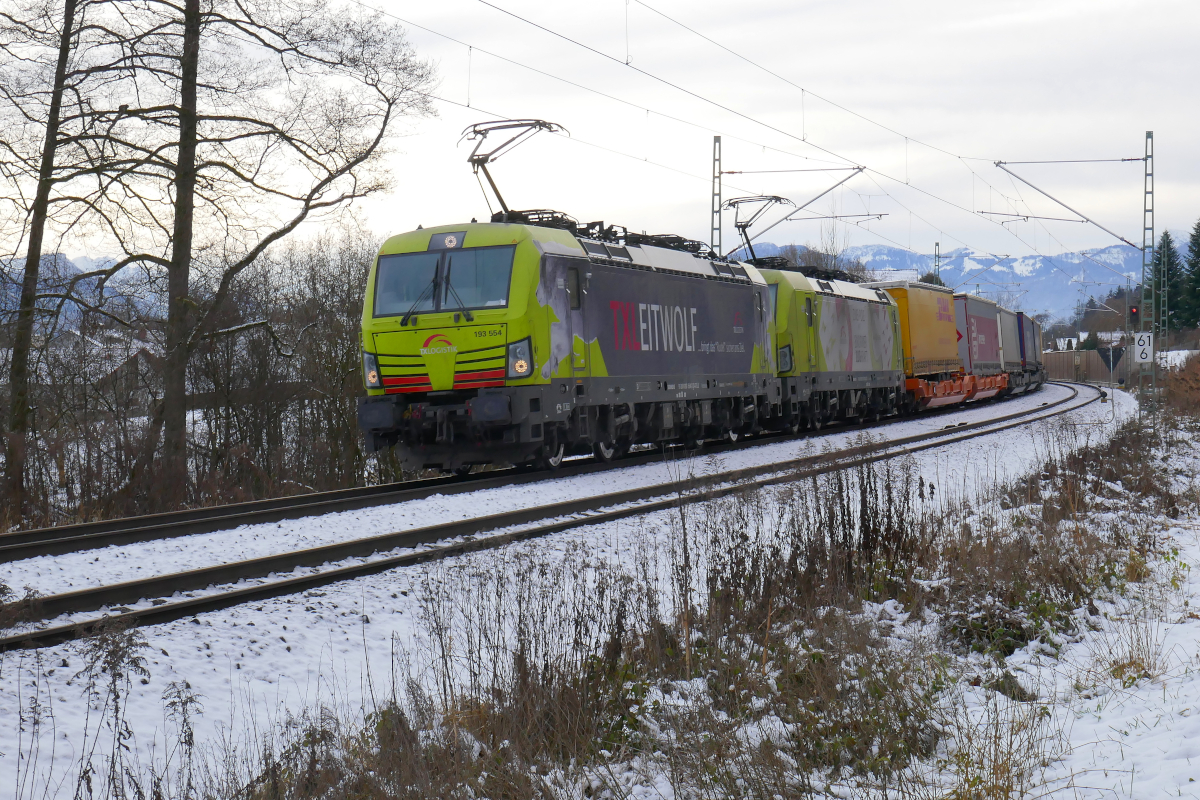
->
xmin=1133 ymin=332 xmax=1153 ymax=363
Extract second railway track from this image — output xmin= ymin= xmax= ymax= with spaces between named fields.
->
xmin=1 ymin=383 xmax=1101 ymax=651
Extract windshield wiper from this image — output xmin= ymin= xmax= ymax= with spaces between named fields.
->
xmin=441 ymin=260 xmax=475 ymax=321
xmin=400 ymin=275 xmax=438 ymax=326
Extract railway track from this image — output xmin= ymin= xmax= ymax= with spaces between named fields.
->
xmin=0 ymin=383 xmax=1099 ymax=651
xmin=0 ymin=385 xmax=1070 ymax=563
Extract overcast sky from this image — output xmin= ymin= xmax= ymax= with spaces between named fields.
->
xmin=349 ymin=0 xmax=1197 ymax=277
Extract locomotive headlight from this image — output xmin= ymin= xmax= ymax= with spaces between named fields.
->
xmin=778 ymin=345 xmax=793 ymax=373
xmin=362 ymin=351 xmax=382 ymax=389
xmin=507 ymin=337 xmax=534 ymax=379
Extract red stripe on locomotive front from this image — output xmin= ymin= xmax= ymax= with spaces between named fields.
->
xmin=383 ymin=375 xmax=431 ymax=386
xmin=453 ymin=368 xmax=505 ymax=381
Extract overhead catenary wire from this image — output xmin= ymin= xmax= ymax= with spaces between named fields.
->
xmin=998 ymin=170 xmax=1141 ymax=286
xmin=626 ymin=0 xmax=1149 ymax=292
xmin=473 ymin=0 xmax=860 ymax=166
xmin=413 ymin=0 xmax=1115 ymax=277
xmin=363 ymin=0 xmax=1141 ymax=299
xmin=425 ymin=89 xmax=763 ymax=197
xmin=632 ymin=0 xmax=995 ymax=163
xmin=787 ymin=213 xmax=887 ymax=222
xmin=978 ymin=211 xmax=1087 ymax=224
xmin=341 ymin=0 xmax=847 ymax=169
xmin=732 ymin=168 xmax=865 ymax=256
xmin=466 ymin=0 xmax=1027 ymax=264
xmin=1000 ymin=158 xmax=1145 ymax=164
xmin=475 ymin=0 xmax=1115 ymax=277
xmin=994 ymin=162 xmax=1140 ymax=249
xmin=722 ymin=168 xmax=859 ymax=175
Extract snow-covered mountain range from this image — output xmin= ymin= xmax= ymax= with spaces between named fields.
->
xmin=1 ymin=254 xmax=161 ymax=321
xmin=742 ymin=241 xmax=1151 ymax=322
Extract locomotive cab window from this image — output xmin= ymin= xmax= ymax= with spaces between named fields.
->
xmin=567 ymin=267 xmax=581 ymax=310
xmin=373 ymin=251 xmax=439 ymax=317
xmin=444 ymin=246 xmax=514 ymax=309
xmin=373 ymin=245 xmax=515 ymax=318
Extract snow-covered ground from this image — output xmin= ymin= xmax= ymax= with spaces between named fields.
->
xmin=993 ymin=431 xmax=1200 ymax=799
xmin=0 ymin=384 xmax=1133 ymax=795
xmin=1161 ymin=349 xmax=1199 ymax=370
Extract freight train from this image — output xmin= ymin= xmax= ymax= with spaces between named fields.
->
xmin=356 ymin=212 xmax=1045 ymax=471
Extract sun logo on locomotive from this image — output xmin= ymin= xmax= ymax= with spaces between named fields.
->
xmin=936 ymin=296 xmax=954 ymax=323
xmin=609 ymin=301 xmax=699 ymax=352
xmin=420 ymin=333 xmax=457 ymax=355
xmin=443 ymin=234 xmax=457 ymax=248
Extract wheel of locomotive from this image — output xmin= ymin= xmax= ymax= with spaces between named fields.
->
xmin=593 ymin=440 xmax=618 ymax=462
xmin=539 ymin=441 xmax=566 ymax=471
xmin=726 ymin=428 xmax=740 ymax=443
xmin=452 ymin=465 xmax=472 ymax=477
xmin=786 ymin=420 xmax=802 ymax=436
xmin=685 ymin=434 xmax=704 ymax=452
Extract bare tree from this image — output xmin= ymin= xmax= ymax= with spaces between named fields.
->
xmin=0 ymin=0 xmax=434 ymax=523
xmin=777 ymin=213 xmax=874 ymax=282
xmin=1 ymin=0 xmax=81 ymax=521
xmin=1 ymin=0 xmax=178 ymax=521
xmin=101 ymin=0 xmax=435 ymax=505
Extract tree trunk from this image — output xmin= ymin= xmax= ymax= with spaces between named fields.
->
xmin=161 ymin=0 xmax=201 ymax=508
xmin=4 ymin=0 xmax=79 ymax=525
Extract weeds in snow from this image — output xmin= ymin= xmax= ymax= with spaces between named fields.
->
xmin=10 ymin=406 xmax=1199 ymax=798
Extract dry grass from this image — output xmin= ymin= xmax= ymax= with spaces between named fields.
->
xmin=925 ymin=685 xmax=1066 ymax=800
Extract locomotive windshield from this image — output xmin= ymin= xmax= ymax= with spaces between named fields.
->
xmin=442 ymin=246 xmax=514 ymax=309
xmin=374 ymin=251 xmax=439 ymax=317
xmin=374 ymin=245 xmax=515 ymax=317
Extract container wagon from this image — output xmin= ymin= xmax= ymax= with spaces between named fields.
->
xmin=1016 ymin=312 xmax=1047 ymax=390
xmin=996 ymin=307 xmax=1028 ymax=395
xmin=864 ymin=280 xmax=967 ymax=409
xmin=954 ymin=293 xmax=1008 ymax=401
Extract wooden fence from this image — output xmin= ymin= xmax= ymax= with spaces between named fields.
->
xmin=1043 ymin=349 xmax=1129 ymax=385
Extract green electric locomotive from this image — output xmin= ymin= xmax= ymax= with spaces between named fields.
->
xmin=357 ymin=213 xmax=781 ymax=471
